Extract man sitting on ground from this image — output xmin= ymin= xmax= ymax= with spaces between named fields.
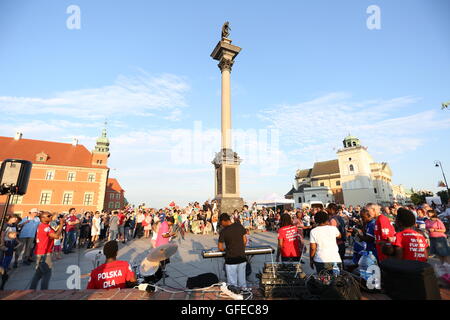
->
xmin=87 ymin=240 xmax=137 ymax=289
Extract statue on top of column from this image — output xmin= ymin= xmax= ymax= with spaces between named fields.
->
xmin=221 ymin=21 xmax=231 ymax=39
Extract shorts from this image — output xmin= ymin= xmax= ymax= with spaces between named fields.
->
xmin=430 ymin=237 xmax=450 ymax=257
xmin=53 ymin=245 xmax=62 ymax=253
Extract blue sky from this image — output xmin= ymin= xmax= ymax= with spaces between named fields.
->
xmin=0 ymin=0 xmax=449 ymax=207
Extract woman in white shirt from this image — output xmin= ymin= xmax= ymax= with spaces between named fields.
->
xmin=309 ymin=211 xmax=342 ymax=274
xmin=151 ymin=220 xmax=160 ymax=248
xmin=91 ymin=212 xmax=101 ymax=244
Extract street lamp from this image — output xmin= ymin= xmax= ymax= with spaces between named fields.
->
xmin=435 ymin=160 xmax=450 ymax=199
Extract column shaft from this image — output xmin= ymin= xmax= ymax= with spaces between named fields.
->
xmin=221 ymin=68 xmax=231 ymax=150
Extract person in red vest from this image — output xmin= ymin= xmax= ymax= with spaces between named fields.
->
xmin=87 ymin=240 xmax=136 ymax=289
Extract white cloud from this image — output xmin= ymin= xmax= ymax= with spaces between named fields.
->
xmin=0 ymin=72 xmax=190 ymax=120
xmin=259 ymin=93 xmax=450 ymax=160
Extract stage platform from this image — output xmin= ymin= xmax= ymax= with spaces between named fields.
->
xmin=0 ymin=287 xmax=449 ymax=300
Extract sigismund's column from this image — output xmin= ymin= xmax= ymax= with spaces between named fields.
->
xmin=211 ymin=22 xmax=244 ymax=214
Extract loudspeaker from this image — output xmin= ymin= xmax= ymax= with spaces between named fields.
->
xmin=0 ymin=159 xmax=33 ymax=195
xmin=380 ymin=258 xmax=441 ymax=300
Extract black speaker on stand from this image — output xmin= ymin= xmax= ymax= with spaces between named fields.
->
xmin=0 ymin=159 xmax=33 ymax=232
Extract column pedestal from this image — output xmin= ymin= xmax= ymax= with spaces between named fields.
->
xmin=212 ymin=148 xmax=244 ymax=214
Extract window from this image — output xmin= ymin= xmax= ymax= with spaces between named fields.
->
xmin=348 ymin=158 xmax=352 ymax=161
xmin=311 ymin=194 xmax=317 ymax=198
xmin=320 ymin=182 xmax=325 ymax=187
xmin=84 ymin=193 xmax=94 ymax=206
xmin=349 ymin=164 xmax=354 ymax=172
xmin=108 ymin=202 xmax=114 ymax=209
xmin=96 ymin=160 xmax=102 ymax=165
xmin=88 ymin=173 xmax=95 ymax=182
xmin=62 ymin=192 xmax=73 ymax=205
xmin=374 ymin=188 xmax=378 ymax=194
xmin=11 ymin=195 xmax=23 ymax=204
xmin=115 ymin=202 xmax=120 ymax=209
xmin=36 ymin=152 xmax=48 ymax=162
xmin=336 ymin=180 xmax=341 ymax=186
xmin=67 ymin=172 xmax=76 ymax=181
xmin=45 ymin=170 xmax=55 ymax=180
xmin=40 ymin=191 xmax=52 ymax=205
xmin=116 ymin=193 xmax=120 ymax=199
xmin=110 ymin=193 xmax=115 ymax=200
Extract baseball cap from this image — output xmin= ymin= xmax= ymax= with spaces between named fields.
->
xmin=30 ymin=208 xmax=39 ymax=213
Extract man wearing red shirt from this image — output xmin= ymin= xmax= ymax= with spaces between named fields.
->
xmin=366 ymin=203 xmax=396 ymax=262
xmin=30 ymin=212 xmax=65 ymax=290
xmin=117 ymin=211 xmax=126 ymax=243
xmin=63 ymin=208 xmax=79 ymax=254
xmin=393 ymin=208 xmax=429 ymax=262
xmin=87 ymin=240 xmax=136 ymax=289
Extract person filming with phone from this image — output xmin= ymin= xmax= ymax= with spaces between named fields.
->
xmin=30 ymin=212 xmax=65 ymax=290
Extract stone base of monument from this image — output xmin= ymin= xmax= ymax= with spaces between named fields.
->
xmin=215 ymin=197 xmax=244 ymax=214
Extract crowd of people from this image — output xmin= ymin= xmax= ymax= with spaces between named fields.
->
xmin=1 ymin=198 xmax=449 ymax=291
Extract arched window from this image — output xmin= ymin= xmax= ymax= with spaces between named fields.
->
xmin=349 ymin=164 xmax=354 ymax=172
xmin=311 ymin=194 xmax=317 ymax=198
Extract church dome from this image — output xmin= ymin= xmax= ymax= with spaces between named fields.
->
xmin=343 ymin=135 xmax=361 ymax=148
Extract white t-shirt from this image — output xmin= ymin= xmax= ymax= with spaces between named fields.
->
xmin=309 ymin=225 xmax=341 ymax=263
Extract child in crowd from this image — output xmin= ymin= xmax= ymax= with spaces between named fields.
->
xmin=1 ymin=215 xmax=19 ymax=271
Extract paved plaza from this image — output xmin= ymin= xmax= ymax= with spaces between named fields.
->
xmin=4 ymin=230 xmax=315 ymax=290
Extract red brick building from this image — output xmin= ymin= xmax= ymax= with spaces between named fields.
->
xmin=0 ymin=129 xmax=111 ymax=216
xmin=104 ymin=178 xmax=126 ymax=211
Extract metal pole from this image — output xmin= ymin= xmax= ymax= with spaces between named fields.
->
xmin=438 ymin=161 xmax=450 ymax=199
xmin=0 ymin=193 xmax=12 ymax=236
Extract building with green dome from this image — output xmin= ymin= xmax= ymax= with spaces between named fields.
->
xmin=285 ymin=136 xmax=409 ymax=207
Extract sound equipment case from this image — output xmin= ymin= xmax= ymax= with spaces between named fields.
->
xmin=380 ymin=258 xmax=441 ymax=300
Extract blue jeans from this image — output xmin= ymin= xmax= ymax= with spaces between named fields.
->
xmin=225 ymin=262 xmax=247 ymax=288
xmin=109 ymin=229 xmax=118 ymax=241
xmin=30 ymin=254 xmax=52 ymax=290
xmin=63 ymin=230 xmax=76 ymax=253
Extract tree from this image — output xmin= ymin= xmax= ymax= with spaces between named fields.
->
xmin=410 ymin=190 xmax=434 ymax=205
xmin=437 ymin=190 xmax=449 ymax=205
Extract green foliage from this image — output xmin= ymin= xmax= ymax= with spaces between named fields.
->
xmin=410 ymin=191 xmax=434 ymax=205
xmin=437 ymin=190 xmax=449 ymax=205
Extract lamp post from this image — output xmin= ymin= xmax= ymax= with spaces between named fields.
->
xmin=435 ymin=160 xmax=450 ymax=198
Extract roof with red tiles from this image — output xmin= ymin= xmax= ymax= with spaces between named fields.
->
xmin=106 ymin=178 xmax=124 ymax=192
xmin=0 ymin=136 xmax=107 ymax=168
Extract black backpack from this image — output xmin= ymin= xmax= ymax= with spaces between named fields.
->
xmin=186 ymin=273 xmax=219 ymax=289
